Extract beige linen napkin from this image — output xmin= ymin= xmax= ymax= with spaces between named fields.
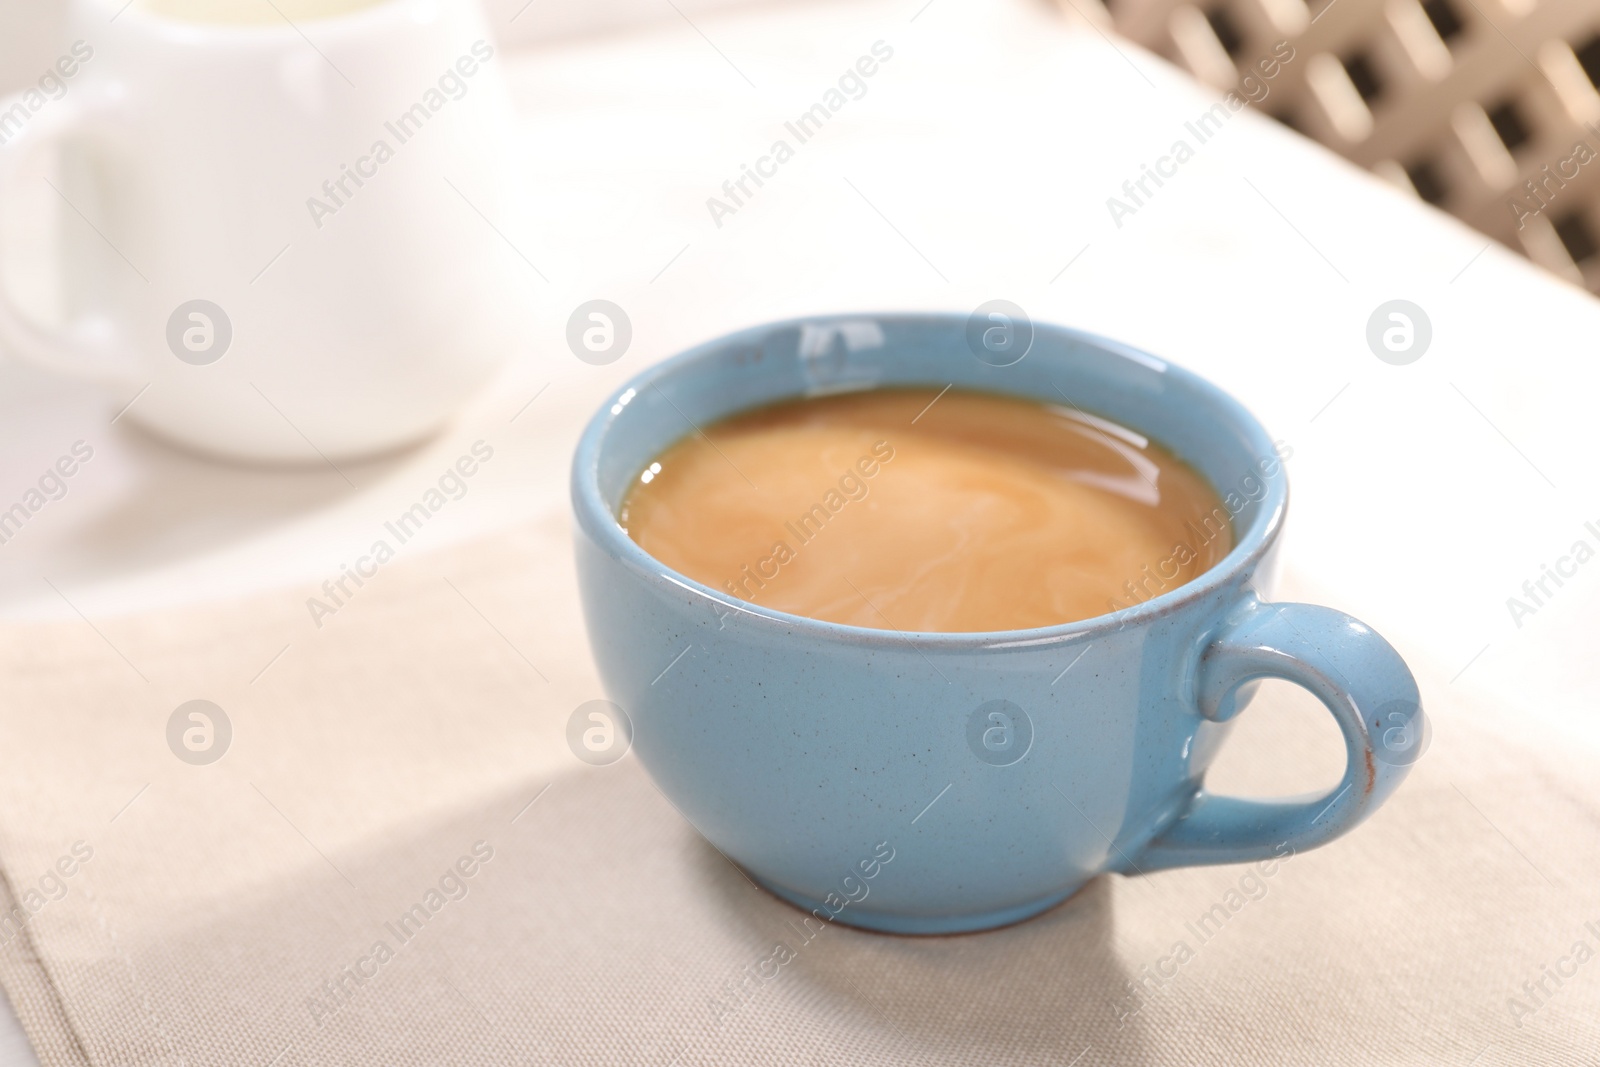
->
xmin=0 ymin=526 xmax=1594 ymax=1066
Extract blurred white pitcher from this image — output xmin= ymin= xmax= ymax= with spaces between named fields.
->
xmin=0 ymin=0 xmax=529 ymax=461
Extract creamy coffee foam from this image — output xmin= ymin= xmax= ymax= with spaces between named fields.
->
xmin=135 ymin=0 xmax=384 ymax=24
xmin=620 ymin=388 xmax=1232 ymax=633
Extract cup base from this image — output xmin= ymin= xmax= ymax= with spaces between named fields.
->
xmin=747 ymin=871 xmax=1090 ymax=936
xmin=120 ymin=406 xmax=447 ymax=466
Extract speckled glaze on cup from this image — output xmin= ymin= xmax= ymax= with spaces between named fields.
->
xmin=572 ymin=313 xmax=1424 ymax=935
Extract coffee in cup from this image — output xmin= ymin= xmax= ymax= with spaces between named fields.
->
xmin=620 ymin=388 xmax=1232 ymax=632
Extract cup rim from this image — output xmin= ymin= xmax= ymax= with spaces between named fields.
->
xmin=82 ymin=0 xmax=418 ymax=39
xmin=572 ymin=312 xmax=1288 ymax=650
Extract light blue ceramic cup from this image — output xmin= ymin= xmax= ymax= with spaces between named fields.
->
xmin=572 ymin=313 xmax=1424 ymax=934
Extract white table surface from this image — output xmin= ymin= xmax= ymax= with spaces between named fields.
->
xmin=2 ymin=0 xmax=1597 ymax=1059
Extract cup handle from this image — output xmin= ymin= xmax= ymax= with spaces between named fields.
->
xmin=1131 ymin=597 xmax=1424 ymax=873
xmin=0 ymin=85 xmax=138 ymax=387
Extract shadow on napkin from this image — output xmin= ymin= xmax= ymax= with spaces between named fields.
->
xmin=55 ymin=759 xmax=1144 ymax=1066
